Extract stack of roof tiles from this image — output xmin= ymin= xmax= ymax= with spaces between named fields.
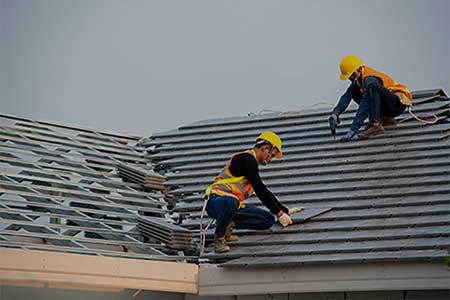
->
xmin=144 ymin=89 xmax=450 ymax=267
xmin=138 ymin=216 xmax=193 ymax=251
xmin=0 ymin=113 xmax=193 ymax=262
xmin=117 ymin=163 xmax=167 ymax=192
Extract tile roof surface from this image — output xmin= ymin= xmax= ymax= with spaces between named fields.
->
xmin=145 ymin=89 xmax=450 ymax=267
xmin=1 ymin=89 xmax=448 ymax=268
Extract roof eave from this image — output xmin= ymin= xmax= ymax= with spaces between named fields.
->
xmin=198 ymin=261 xmax=449 ymax=296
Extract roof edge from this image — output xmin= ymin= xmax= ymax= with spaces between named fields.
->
xmin=198 ymin=261 xmax=449 ymax=296
xmin=0 ymin=248 xmax=198 ymax=294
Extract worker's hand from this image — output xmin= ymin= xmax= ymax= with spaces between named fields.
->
xmin=278 ymin=212 xmax=293 ymax=227
xmin=340 ymin=130 xmax=356 ymax=142
xmin=328 ymin=114 xmax=340 ymax=127
xmin=288 ymin=207 xmax=304 ymax=215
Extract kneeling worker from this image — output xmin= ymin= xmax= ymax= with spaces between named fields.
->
xmin=329 ymin=55 xmax=412 ymax=142
xmin=205 ymin=132 xmax=303 ymax=253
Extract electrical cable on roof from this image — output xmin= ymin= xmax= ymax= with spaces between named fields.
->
xmin=258 ymin=109 xmax=283 ymax=115
xmin=249 ymin=99 xmax=441 ymax=125
xmin=280 ymin=102 xmax=335 ymax=116
xmin=247 ymin=101 xmax=334 ymax=117
xmin=247 ymin=109 xmax=282 ymax=117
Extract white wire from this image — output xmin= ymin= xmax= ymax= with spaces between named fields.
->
xmin=399 ymin=106 xmax=439 ymax=125
xmin=247 ymin=101 xmax=335 ymax=117
xmin=199 ymin=197 xmax=213 ymax=256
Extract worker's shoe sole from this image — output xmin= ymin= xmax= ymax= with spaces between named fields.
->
xmin=358 ymin=123 xmax=385 ymax=140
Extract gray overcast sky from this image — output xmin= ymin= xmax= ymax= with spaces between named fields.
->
xmin=1 ymin=0 xmax=449 ymax=136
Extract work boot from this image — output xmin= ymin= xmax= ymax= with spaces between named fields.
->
xmin=358 ymin=123 xmax=385 ymax=140
xmin=380 ymin=116 xmax=397 ymax=128
xmin=225 ymin=221 xmax=239 ymax=242
xmin=214 ymin=235 xmax=230 ymax=253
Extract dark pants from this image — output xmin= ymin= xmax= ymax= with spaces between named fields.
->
xmin=206 ymin=195 xmax=275 ymax=236
xmin=366 ymin=84 xmax=406 ymax=123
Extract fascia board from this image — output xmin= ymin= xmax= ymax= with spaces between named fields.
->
xmin=0 ymin=248 xmax=198 ymax=294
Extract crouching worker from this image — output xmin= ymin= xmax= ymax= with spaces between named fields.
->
xmin=329 ymin=55 xmax=412 ymax=142
xmin=204 ymin=132 xmax=303 ymax=253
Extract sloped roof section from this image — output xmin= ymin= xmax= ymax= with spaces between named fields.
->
xmin=146 ymin=89 xmax=450 ymax=268
xmin=0 ymin=113 xmax=193 ymax=262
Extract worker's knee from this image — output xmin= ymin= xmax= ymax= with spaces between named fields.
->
xmin=256 ymin=211 xmax=275 ymax=230
xmin=260 ymin=219 xmax=275 ymax=230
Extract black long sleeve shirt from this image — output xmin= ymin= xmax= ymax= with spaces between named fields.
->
xmin=227 ymin=152 xmax=289 ymax=215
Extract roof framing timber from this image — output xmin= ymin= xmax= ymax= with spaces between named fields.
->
xmin=0 ymin=248 xmax=198 ymax=293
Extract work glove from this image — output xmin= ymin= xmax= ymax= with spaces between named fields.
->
xmin=328 ymin=114 xmax=340 ymax=128
xmin=288 ymin=207 xmax=304 ymax=215
xmin=340 ymin=130 xmax=356 ymax=142
xmin=278 ymin=212 xmax=293 ymax=227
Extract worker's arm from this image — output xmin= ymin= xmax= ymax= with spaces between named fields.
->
xmin=332 ymin=83 xmax=358 ymax=116
xmin=229 ymin=153 xmax=289 ymax=215
xmin=349 ymin=76 xmax=383 ymax=132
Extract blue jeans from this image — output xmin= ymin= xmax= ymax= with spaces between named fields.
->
xmin=206 ymin=195 xmax=275 ymax=236
xmin=334 ymin=77 xmax=407 ymax=132
xmin=365 ymin=83 xmax=406 ymax=123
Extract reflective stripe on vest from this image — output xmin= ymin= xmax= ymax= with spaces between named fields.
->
xmin=205 ymin=149 xmax=256 ymax=202
xmin=361 ymin=66 xmax=412 ymax=106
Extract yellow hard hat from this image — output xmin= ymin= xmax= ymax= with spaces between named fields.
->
xmin=339 ymin=55 xmax=362 ymax=80
xmin=256 ymin=131 xmax=283 ymax=158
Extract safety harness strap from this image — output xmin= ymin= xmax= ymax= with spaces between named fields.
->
xmin=204 ymin=176 xmax=245 ymax=200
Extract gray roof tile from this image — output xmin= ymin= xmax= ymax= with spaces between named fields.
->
xmin=221 ymin=248 xmax=447 ymax=268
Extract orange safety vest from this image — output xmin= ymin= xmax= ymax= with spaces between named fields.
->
xmin=361 ymin=66 xmax=412 ymax=106
xmin=209 ymin=149 xmax=256 ymax=202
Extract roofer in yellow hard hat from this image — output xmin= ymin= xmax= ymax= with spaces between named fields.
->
xmin=329 ymin=55 xmax=412 ymax=142
xmin=204 ymin=131 xmax=303 ymax=253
